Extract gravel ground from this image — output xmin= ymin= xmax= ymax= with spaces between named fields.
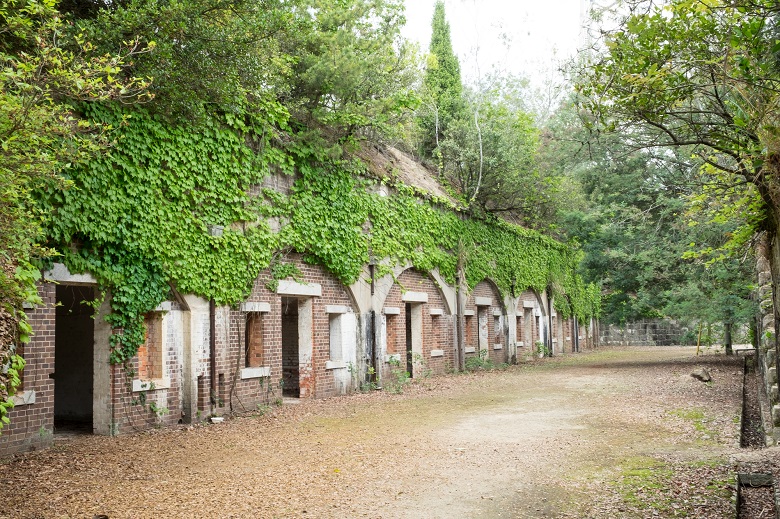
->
xmin=0 ymin=347 xmax=761 ymax=518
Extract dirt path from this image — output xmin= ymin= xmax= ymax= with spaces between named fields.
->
xmin=0 ymin=347 xmax=752 ymax=518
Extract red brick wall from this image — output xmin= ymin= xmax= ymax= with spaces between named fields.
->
xmin=202 ymin=254 xmax=358 ymax=412
xmin=112 ymin=302 xmax=184 ymax=435
xmin=380 ymin=269 xmax=454 ymax=380
xmin=0 ymin=283 xmax=55 ymax=456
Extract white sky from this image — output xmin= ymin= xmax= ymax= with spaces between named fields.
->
xmin=401 ymin=0 xmax=589 ymax=88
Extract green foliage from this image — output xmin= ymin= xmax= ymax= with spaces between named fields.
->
xmin=42 ymin=104 xmax=598 ymax=368
xmin=575 ymin=0 xmax=780 ymax=235
xmin=419 ymin=0 xmax=465 ymax=155
xmin=438 ymin=80 xmax=559 ymax=229
xmin=45 ymin=105 xmax=279 ymax=363
xmin=0 ymin=0 xmax=151 ymax=432
xmin=549 ymin=98 xmax=756 ymax=327
xmin=288 ymin=0 xmax=419 ymax=139
xmin=73 ymin=0 xmax=297 ymax=120
xmin=384 ymin=356 xmax=411 ymax=394
xmin=465 ymin=349 xmax=495 ymax=371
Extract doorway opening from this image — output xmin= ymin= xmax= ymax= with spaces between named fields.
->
xmin=478 ymin=307 xmax=489 ymax=354
xmin=54 ymin=285 xmax=95 ymax=435
xmin=405 ymin=303 xmax=413 ymax=375
xmin=281 ymin=297 xmax=300 ymax=397
xmin=524 ymin=308 xmax=534 ymax=348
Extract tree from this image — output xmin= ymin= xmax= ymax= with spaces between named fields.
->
xmin=574 ymin=0 xmax=778 ymax=338
xmin=419 ymin=0 xmax=465 ymax=157
xmin=284 ymin=0 xmax=419 ymax=141
xmin=67 ymin=0 xmax=419 ymax=141
xmin=575 ymin=0 xmax=780 ymax=238
xmin=544 ymin=98 xmax=757 ymax=332
xmin=438 ymin=80 xmax=560 ymax=229
xmin=0 ymin=0 xmax=150 ymax=431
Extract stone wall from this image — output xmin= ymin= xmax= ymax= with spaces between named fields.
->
xmin=756 ymin=234 xmax=779 ymax=445
xmin=600 ymin=320 xmax=694 ymax=346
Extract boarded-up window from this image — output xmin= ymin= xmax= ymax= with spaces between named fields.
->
xmin=139 ymin=312 xmax=163 ymax=380
xmin=465 ymin=315 xmax=474 ymax=346
xmin=245 ymin=313 xmax=264 ymax=368
xmin=386 ymin=315 xmax=397 ymax=354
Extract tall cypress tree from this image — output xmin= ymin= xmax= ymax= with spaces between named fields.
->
xmin=420 ymin=0 xmax=464 ymax=158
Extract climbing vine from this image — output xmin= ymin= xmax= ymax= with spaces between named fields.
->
xmin=42 ymin=104 xmax=599 ymax=366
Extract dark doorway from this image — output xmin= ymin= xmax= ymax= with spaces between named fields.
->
xmin=281 ymin=297 xmax=300 ymax=397
xmin=54 ymin=285 xmax=95 ymax=434
xmin=405 ymin=303 xmax=413 ymax=376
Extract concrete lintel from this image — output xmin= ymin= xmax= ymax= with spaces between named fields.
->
xmin=276 ymin=280 xmax=322 ymax=297
xmin=517 ymin=341 xmax=524 ymax=347
xmin=475 ymin=297 xmax=492 ymax=307
xmin=44 ymin=262 xmax=97 ymax=285
xmin=384 ymin=353 xmax=401 ymax=363
xmin=132 ymin=378 xmax=172 ymax=393
xmin=325 ymin=305 xmax=350 ymax=314
xmin=464 ymin=310 xmax=475 ymax=316
xmin=240 ymin=302 xmax=271 ymax=313
xmin=523 ymin=301 xmax=535 ymax=309
xmin=11 ymin=390 xmax=36 ymax=406
xmin=240 ymin=367 xmax=271 ymax=379
xmin=402 ymin=291 xmax=428 ymax=303
xmin=325 ymin=360 xmax=347 ymax=370
xmin=492 ymin=309 xmax=503 ymax=317
xmin=493 ymin=344 xmax=503 ymax=350
xmin=465 ymin=346 xmax=476 ymax=353
xmin=155 ymin=301 xmax=173 ymax=312
xmin=430 ymin=349 xmax=444 ymax=357
xmin=383 ymin=307 xmax=401 ymax=315
xmin=429 ymin=308 xmax=444 ymax=316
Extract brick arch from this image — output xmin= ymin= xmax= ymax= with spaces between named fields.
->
xmin=469 ymin=278 xmax=505 ymax=311
xmin=514 ymin=288 xmax=547 ymax=351
xmin=379 ymin=268 xmax=455 ymax=379
xmin=515 ymin=287 xmax=547 ymax=316
xmin=465 ymin=279 xmax=508 ymax=364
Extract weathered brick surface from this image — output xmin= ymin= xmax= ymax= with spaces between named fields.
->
xmin=466 ymin=281 xmax=506 ymax=364
xmin=380 ymin=268 xmax=455 ymax=380
xmin=0 ymin=283 xmax=55 ymax=456
xmin=515 ymin=290 xmax=542 ymax=353
xmin=200 ymin=254 xmax=359 ymax=414
xmin=112 ymin=301 xmax=184 ymax=435
xmin=1 ymin=261 xmax=588 ymax=456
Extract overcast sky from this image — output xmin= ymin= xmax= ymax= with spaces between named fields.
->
xmin=401 ymin=0 xmax=589 ymax=87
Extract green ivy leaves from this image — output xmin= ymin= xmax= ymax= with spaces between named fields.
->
xmin=44 ymin=104 xmax=598 ymax=365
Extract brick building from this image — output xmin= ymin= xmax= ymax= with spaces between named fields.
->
xmin=1 ymin=158 xmax=598 ymax=456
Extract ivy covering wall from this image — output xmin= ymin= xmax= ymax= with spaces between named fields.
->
xmin=42 ymin=105 xmax=600 ymax=363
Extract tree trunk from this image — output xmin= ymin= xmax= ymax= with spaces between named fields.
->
xmin=724 ymin=321 xmax=733 ymax=355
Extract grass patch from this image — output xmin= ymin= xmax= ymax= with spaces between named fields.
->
xmin=668 ymin=408 xmax=718 ymax=442
xmin=598 ymin=455 xmax=734 ymax=517
xmin=618 ymin=457 xmax=675 ymax=512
